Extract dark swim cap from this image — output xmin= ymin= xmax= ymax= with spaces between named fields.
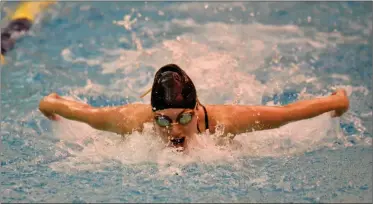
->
xmin=151 ymin=64 xmax=197 ymax=111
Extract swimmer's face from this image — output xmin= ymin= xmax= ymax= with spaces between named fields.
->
xmin=153 ymin=108 xmax=198 ymax=149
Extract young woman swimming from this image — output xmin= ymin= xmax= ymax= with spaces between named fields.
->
xmin=39 ymin=64 xmax=349 ymax=150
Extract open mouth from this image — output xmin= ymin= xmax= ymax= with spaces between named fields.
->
xmin=170 ymin=137 xmax=185 ymax=146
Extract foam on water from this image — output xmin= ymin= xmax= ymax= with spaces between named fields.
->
xmin=47 ymin=97 xmax=346 ymax=175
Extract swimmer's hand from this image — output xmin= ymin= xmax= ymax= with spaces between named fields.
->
xmin=39 ymin=93 xmax=61 ymax=121
xmin=330 ymin=88 xmax=349 ymax=118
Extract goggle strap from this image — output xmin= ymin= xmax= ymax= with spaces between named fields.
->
xmin=140 ymin=87 xmax=152 ymax=98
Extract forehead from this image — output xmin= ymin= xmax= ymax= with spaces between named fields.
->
xmin=154 ymin=108 xmax=186 ymax=116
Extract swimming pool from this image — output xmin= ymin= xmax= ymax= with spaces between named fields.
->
xmin=1 ymin=1 xmax=372 ymax=202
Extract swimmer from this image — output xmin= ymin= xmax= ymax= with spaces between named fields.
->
xmin=39 ymin=64 xmax=350 ymax=151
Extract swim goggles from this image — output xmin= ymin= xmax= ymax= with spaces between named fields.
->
xmin=154 ymin=111 xmax=194 ymax=127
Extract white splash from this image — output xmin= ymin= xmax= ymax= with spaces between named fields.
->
xmin=48 ymin=109 xmax=345 ymax=174
xmin=113 ymin=14 xmax=137 ymax=31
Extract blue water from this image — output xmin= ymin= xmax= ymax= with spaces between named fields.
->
xmin=1 ymin=2 xmax=372 ymax=203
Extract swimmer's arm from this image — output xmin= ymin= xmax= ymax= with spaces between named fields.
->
xmin=39 ymin=93 xmax=153 ymax=134
xmin=219 ymin=89 xmax=349 ymax=134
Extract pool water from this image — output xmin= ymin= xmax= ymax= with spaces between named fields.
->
xmin=1 ymin=2 xmax=372 ymax=203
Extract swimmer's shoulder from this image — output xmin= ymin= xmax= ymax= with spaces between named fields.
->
xmin=204 ymin=104 xmax=242 ymax=119
xmin=204 ymin=104 xmax=234 ymax=134
xmin=204 ymin=104 xmax=254 ymax=135
xmin=107 ymin=103 xmax=153 ymax=134
xmin=118 ymin=103 xmax=153 ymax=121
xmin=205 ymin=104 xmax=258 ymax=116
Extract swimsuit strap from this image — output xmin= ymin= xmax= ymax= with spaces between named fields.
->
xmin=202 ymin=104 xmax=209 ymax=130
xmin=197 ymin=104 xmax=209 ymax=133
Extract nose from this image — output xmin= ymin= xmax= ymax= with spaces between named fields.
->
xmin=169 ymin=124 xmax=183 ymax=138
xmin=168 ymin=124 xmax=186 ymax=147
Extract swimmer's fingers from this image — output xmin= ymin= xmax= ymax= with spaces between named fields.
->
xmin=331 ymin=107 xmax=347 ymax=118
xmin=331 ymin=88 xmax=347 ymax=97
xmin=47 ymin=92 xmax=61 ymax=99
xmin=39 ymin=93 xmax=62 ymax=121
xmin=331 ymin=110 xmax=341 ymax=118
xmin=330 ymin=88 xmax=349 ymax=118
xmin=48 ymin=114 xmax=61 ymax=121
xmin=40 ymin=109 xmax=60 ymax=121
